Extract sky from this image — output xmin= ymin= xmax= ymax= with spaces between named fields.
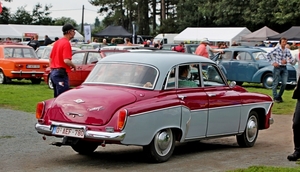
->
xmin=2 ymin=0 xmax=104 ymax=24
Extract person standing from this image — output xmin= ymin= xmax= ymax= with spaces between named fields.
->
xmin=27 ymin=35 xmax=40 ymax=50
xmin=266 ymin=37 xmax=294 ymax=103
xmin=172 ymin=42 xmax=185 ymax=52
xmin=195 ymin=38 xmax=210 ymax=58
xmin=125 ymin=38 xmax=132 ymax=46
xmin=49 ymin=23 xmax=77 ymax=98
xmin=44 ymin=35 xmax=52 ymax=46
xmin=288 ymin=75 xmax=300 ymax=161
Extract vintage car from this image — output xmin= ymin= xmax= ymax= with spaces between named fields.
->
xmin=162 ymin=44 xmax=199 ymax=54
xmin=35 ymin=52 xmax=274 ymax=162
xmin=44 ymin=49 xmax=102 ymax=89
xmin=214 ymin=47 xmax=297 ymax=89
xmin=39 ymin=45 xmax=81 ymax=62
xmin=0 ymin=43 xmax=49 ymax=84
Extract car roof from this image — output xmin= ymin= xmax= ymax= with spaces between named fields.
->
xmin=100 ymin=51 xmax=213 ymax=66
xmin=101 ymin=45 xmax=143 ymax=50
xmin=223 ymin=47 xmax=266 ymax=52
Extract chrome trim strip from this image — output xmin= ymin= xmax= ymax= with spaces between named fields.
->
xmin=11 ymin=71 xmax=44 ymax=74
xmin=35 ymin=122 xmax=125 ymax=141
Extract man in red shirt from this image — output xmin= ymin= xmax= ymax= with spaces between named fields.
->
xmin=195 ymin=38 xmax=210 ymax=58
xmin=172 ymin=42 xmax=185 ymax=52
xmin=50 ymin=23 xmax=77 ymax=97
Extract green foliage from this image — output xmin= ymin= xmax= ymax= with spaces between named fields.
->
xmin=53 ymin=17 xmax=78 ymax=27
xmin=228 ymin=165 xmax=300 ymax=172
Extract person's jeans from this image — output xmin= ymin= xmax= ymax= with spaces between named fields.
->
xmin=272 ymin=66 xmax=288 ymax=99
xmin=50 ymin=69 xmax=70 ymax=98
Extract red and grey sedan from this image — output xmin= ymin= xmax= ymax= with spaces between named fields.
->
xmin=35 ymin=52 xmax=274 ymax=162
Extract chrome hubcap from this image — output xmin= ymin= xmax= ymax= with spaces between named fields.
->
xmin=0 ymin=72 xmax=4 ymax=83
xmin=265 ymin=76 xmax=273 ymax=88
xmin=246 ymin=116 xmax=258 ymax=142
xmin=48 ymin=76 xmax=53 ymax=89
xmin=154 ymin=129 xmax=173 ymax=156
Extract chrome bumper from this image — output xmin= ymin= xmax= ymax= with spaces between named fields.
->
xmin=269 ymin=117 xmax=274 ymax=125
xmin=35 ymin=122 xmax=125 ymax=141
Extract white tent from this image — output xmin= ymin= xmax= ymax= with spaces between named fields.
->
xmin=0 ymin=24 xmax=83 ymax=41
xmin=174 ymin=27 xmax=251 ymax=45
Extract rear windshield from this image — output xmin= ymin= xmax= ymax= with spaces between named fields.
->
xmin=85 ymin=63 xmax=158 ymax=89
xmin=4 ymin=47 xmax=38 ymax=58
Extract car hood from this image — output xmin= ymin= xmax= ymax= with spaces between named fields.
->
xmin=47 ymin=86 xmax=137 ymax=126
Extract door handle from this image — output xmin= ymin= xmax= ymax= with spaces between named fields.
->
xmin=178 ymin=95 xmax=186 ymax=100
xmin=208 ymin=94 xmax=216 ymax=97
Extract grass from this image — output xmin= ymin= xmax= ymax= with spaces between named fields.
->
xmin=228 ymin=166 xmax=300 ymax=172
xmin=0 ymin=80 xmax=53 ymax=113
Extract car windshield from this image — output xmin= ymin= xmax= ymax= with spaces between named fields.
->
xmin=85 ymin=63 xmax=158 ymax=89
xmin=253 ymin=51 xmax=268 ymax=61
xmin=4 ymin=47 xmax=38 ymax=58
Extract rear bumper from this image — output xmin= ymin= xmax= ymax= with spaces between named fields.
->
xmin=35 ymin=122 xmax=125 ymax=141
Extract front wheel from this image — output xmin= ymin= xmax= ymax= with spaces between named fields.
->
xmin=262 ymin=73 xmax=273 ymax=89
xmin=71 ymin=140 xmax=98 ymax=155
xmin=143 ymin=128 xmax=175 ymax=163
xmin=236 ymin=111 xmax=259 ymax=147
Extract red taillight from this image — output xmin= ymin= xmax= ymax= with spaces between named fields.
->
xmin=36 ymin=101 xmax=45 ymax=119
xmin=15 ymin=64 xmax=23 ymax=68
xmin=43 ymin=64 xmax=49 ymax=68
xmin=117 ymin=109 xmax=127 ymax=130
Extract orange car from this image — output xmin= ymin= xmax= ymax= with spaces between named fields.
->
xmin=0 ymin=43 xmax=49 ymax=84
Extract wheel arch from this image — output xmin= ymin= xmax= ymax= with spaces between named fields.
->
xmin=249 ymin=108 xmax=266 ymax=130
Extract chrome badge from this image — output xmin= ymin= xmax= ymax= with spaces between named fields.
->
xmin=68 ymin=112 xmax=83 ymax=118
xmin=88 ymin=106 xmax=104 ymax=112
xmin=74 ymin=99 xmax=85 ymax=104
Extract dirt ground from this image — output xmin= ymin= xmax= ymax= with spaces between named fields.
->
xmin=0 ymin=108 xmax=299 ymax=172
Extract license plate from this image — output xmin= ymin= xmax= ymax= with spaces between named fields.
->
xmin=26 ymin=65 xmax=40 ymax=68
xmin=52 ymin=126 xmax=84 ymax=138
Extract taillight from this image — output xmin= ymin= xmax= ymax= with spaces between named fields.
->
xmin=117 ymin=109 xmax=127 ymax=130
xmin=43 ymin=64 xmax=49 ymax=68
xmin=36 ymin=101 xmax=45 ymax=119
xmin=15 ymin=64 xmax=23 ymax=68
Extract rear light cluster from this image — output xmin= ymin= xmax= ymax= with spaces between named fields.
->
xmin=15 ymin=64 xmax=23 ymax=68
xmin=43 ymin=64 xmax=49 ymax=68
xmin=36 ymin=101 xmax=45 ymax=119
xmin=117 ymin=109 xmax=128 ymax=130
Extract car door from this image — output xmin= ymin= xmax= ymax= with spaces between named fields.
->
xmin=80 ymin=52 xmax=102 ymax=82
xmin=231 ymin=51 xmax=259 ymax=82
xmin=165 ymin=64 xmax=209 ymax=140
xmin=201 ymin=63 xmax=242 ymax=136
xmin=68 ymin=52 xmax=85 ymax=86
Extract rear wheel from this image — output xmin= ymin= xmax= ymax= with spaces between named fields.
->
xmin=262 ymin=73 xmax=273 ymax=89
xmin=0 ymin=70 xmax=7 ymax=84
xmin=31 ymin=78 xmax=42 ymax=84
xmin=143 ymin=128 xmax=175 ymax=163
xmin=71 ymin=140 xmax=98 ymax=155
xmin=48 ymin=74 xmax=54 ymax=89
xmin=236 ymin=111 xmax=259 ymax=147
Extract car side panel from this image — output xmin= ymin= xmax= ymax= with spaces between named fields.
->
xmin=121 ymin=106 xmax=182 ymax=145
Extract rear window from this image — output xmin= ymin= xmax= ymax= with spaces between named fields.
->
xmin=4 ymin=47 xmax=37 ymax=58
xmin=85 ymin=63 xmax=158 ymax=89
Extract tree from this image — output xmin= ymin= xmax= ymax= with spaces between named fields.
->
xmin=31 ymin=3 xmax=53 ymax=25
xmin=0 ymin=7 xmax=11 ymax=24
xmin=10 ymin=6 xmax=32 ymax=24
xmin=53 ymin=17 xmax=78 ymax=27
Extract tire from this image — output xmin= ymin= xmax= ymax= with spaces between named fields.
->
xmin=48 ymin=74 xmax=54 ymax=89
xmin=71 ymin=140 xmax=98 ymax=155
xmin=262 ymin=73 xmax=273 ymax=89
xmin=143 ymin=128 xmax=175 ymax=163
xmin=31 ymin=78 xmax=42 ymax=84
xmin=0 ymin=70 xmax=7 ymax=84
xmin=236 ymin=82 xmax=243 ymax=86
xmin=236 ymin=111 xmax=259 ymax=147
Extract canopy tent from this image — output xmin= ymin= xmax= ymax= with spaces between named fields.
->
xmin=241 ymin=26 xmax=279 ymax=41
xmin=0 ymin=24 xmax=84 ymax=41
xmin=94 ymin=25 xmax=132 ymax=37
xmin=267 ymin=26 xmax=300 ymax=41
xmin=174 ymin=27 xmax=251 ymax=45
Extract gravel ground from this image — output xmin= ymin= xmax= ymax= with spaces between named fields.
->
xmin=0 ymin=108 xmax=299 ymax=172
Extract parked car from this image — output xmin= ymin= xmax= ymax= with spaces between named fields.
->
xmin=35 ymin=46 xmax=47 ymax=59
xmin=44 ymin=49 xmax=102 ymax=89
xmin=0 ymin=44 xmax=49 ymax=84
xmin=162 ymin=44 xmax=199 ymax=54
xmin=35 ymin=52 xmax=274 ymax=162
xmin=39 ymin=45 xmax=81 ymax=62
xmin=214 ymin=47 xmax=297 ymax=89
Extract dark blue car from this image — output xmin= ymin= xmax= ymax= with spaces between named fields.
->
xmin=214 ymin=47 xmax=297 ymax=89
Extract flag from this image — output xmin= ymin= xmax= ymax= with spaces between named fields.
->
xmin=0 ymin=2 xmax=2 ymax=14
xmin=84 ymin=25 xmax=91 ymax=43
